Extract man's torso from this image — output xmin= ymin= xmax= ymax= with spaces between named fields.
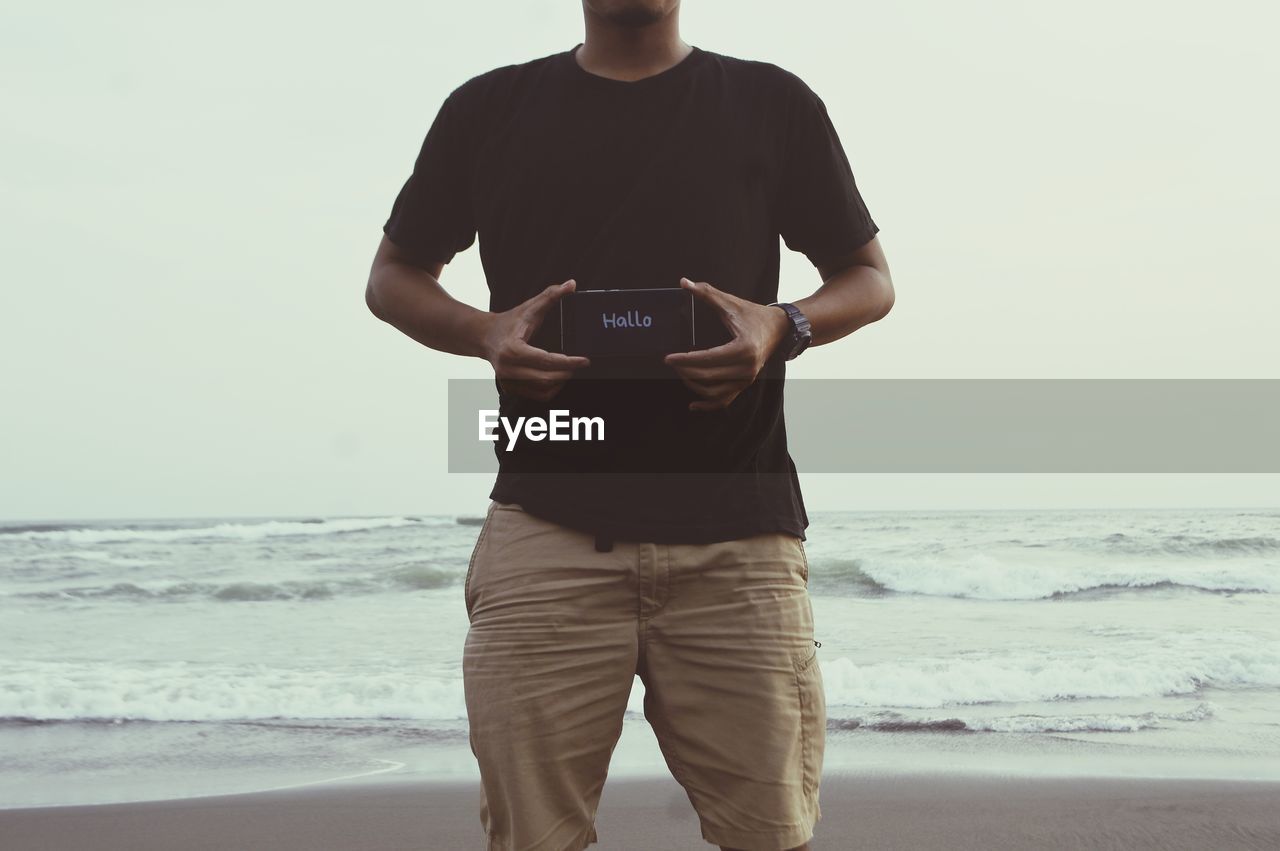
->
xmin=442 ymin=45 xmax=813 ymax=543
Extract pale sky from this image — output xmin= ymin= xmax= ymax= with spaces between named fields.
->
xmin=2 ymin=1 xmax=1277 ymax=520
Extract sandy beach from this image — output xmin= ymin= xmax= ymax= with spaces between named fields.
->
xmin=3 ymin=772 xmax=1278 ymax=851
xmin=5 ymin=511 xmax=1280 ymax=849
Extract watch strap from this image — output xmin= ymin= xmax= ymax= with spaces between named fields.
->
xmin=768 ymin=302 xmax=812 ymax=360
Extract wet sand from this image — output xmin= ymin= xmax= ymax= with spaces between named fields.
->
xmin=3 ymin=772 xmax=1278 ymax=850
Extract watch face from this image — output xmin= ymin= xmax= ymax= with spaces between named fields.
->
xmin=787 ymin=330 xmax=811 ymax=360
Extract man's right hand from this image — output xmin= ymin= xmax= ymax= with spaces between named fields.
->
xmin=481 ymin=278 xmax=590 ymax=402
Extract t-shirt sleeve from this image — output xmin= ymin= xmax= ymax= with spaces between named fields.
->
xmin=382 ymin=88 xmax=478 ymax=267
xmin=774 ymin=77 xmax=879 ymax=269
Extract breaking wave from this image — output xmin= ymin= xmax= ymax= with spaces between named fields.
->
xmin=0 ymin=516 xmax=439 ymax=545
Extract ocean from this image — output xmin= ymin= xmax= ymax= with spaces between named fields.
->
xmin=2 ymin=508 xmax=1278 ymax=808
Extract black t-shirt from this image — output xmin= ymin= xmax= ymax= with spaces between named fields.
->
xmin=383 ymin=43 xmax=879 ymax=544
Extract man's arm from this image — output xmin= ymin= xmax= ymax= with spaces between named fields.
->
xmin=365 ymin=235 xmax=589 ymax=400
xmin=799 ymin=235 xmax=894 ymax=347
xmin=365 ymin=235 xmax=490 ymax=357
xmin=663 ymin=235 xmax=893 ymax=411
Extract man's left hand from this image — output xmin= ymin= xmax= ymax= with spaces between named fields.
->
xmin=663 ymin=277 xmax=791 ymax=412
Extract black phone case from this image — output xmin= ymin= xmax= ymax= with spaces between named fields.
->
xmin=529 ymin=288 xmax=732 ymax=356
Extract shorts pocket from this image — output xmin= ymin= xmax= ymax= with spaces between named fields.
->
xmin=777 ymin=534 xmax=808 ymax=587
xmin=794 ymin=645 xmax=825 ymax=804
xmin=464 ymin=502 xmax=499 ymax=620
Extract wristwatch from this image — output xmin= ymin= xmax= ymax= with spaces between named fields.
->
xmin=769 ymin=302 xmax=812 ymax=361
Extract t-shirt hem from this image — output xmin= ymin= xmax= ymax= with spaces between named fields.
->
xmin=488 ymin=483 xmax=807 ymax=545
xmin=382 ymin=221 xmax=457 ymax=267
xmin=807 ymin=221 xmax=881 ymax=270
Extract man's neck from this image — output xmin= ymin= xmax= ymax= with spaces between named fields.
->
xmin=576 ymin=15 xmax=690 ymax=82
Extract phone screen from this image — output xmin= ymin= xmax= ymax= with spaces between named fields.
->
xmin=560 ymin=288 xmax=694 ymax=357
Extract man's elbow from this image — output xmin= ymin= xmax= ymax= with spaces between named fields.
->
xmin=856 ymin=267 xmax=893 ymax=326
xmin=365 ymin=277 xmax=388 ymax=322
xmin=873 ymin=272 xmax=895 ymax=322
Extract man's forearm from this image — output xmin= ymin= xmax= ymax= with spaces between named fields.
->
xmin=366 ymin=261 xmax=492 ymax=359
xmin=793 ymin=263 xmax=895 ymax=347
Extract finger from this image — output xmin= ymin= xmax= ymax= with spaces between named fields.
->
xmin=518 ymin=278 xmax=578 ymax=333
xmin=679 ymin=277 xmax=733 ymax=310
xmin=670 ymin=360 xmax=747 ymax=381
xmin=664 ymin=340 xmax=749 ymax=369
xmin=668 ymin=359 xmax=757 ymax=382
xmin=508 ymin=339 xmax=590 ymax=371
xmin=682 ymin=378 xmax=746 ymax=399
xmin=499 ymin=366 xmax=578 ymax=383
xmin=674 ymin=369 xmax=743 ymax=395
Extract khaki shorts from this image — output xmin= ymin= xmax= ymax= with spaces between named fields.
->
xmin=463 ymin=501 xmax=825 ymax=851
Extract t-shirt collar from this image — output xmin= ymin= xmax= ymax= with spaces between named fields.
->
xmin=561 ymin=42 xmax=706 ymax=90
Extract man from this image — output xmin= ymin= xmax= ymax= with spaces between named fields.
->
xmin=366 ymin=1 xmax=893 ymax=848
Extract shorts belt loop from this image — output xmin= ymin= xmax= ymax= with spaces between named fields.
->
xmin=594 ymin=533 xmax=614 ymax=553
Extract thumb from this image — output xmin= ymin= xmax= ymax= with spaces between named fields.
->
xmin=522 ymin=280 xmax=578 ymax=326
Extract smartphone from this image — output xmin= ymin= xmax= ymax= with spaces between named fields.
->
xmin=559 ymin=288 xmax=696 ymax=358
